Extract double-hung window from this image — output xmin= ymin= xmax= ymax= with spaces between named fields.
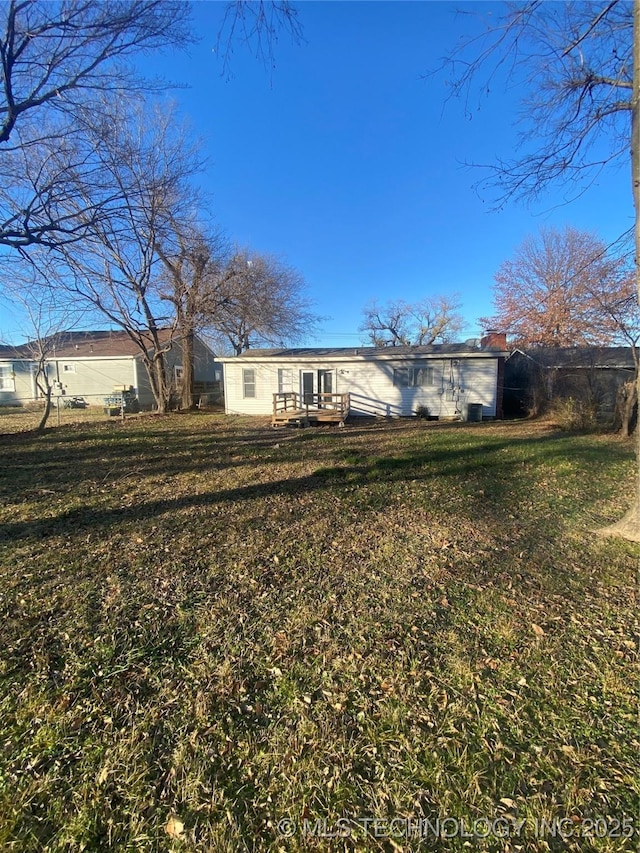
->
xmin=0 ymin=365 xmax=15 ymax=391
xmin=411 ymin=366 xmax=434 ymax=386
xmin=242 ymin=368 xmax=256 ymax=398
xmin=277 ymin=368 xmax=293 ymax=394
xmin=393 ymin=364 xmax=434 ymax=387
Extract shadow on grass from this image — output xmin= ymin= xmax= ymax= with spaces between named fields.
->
xmin=0 ymin=427 xmax=632 ymax=545
xmin=0 ymin=424 xmax=304 ymax=502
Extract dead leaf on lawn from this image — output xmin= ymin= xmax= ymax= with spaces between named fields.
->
xmin=531 ymin=623 xmax=545 ymax=638
xmin=165 ymin=816 xmax=185 ymax=839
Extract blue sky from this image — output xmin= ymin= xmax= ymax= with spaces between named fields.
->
xmin=2 ymin=1 xmax=633 ymax=345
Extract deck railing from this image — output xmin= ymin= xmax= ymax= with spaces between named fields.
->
xmin=272 ymin=391 xmax=350 ymax=424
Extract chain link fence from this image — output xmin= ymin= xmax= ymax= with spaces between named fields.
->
xmin=0 ymin=393 xmax=145 ymax=434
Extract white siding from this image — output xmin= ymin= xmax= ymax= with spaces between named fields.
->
xmin=223 ymin=356 xmax=500 ymax=418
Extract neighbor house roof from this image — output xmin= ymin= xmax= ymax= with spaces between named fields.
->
xmin=0 ymin=330 xmax=175 ymax=360
xmin=221 ymin=342 xmax=507 ymax=362
xmin=510 ymin=346 xmax=638 ymax=370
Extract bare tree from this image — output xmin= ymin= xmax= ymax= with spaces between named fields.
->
xmin=23 ymin=317 xmax=62 ymax=432
xmin=359 ymin=300 xmax=411 ymax=347
xmin=1 ymin=262 xmax=85 ymax=430
xmin=439 ymin=2 xmax=632 ymax=206
xmin=480 ymin=226 xmax=639 ymax=347
xmin=216 ymin=1 xmax=303 ymax=77
xmin=360 ymin=295 xmax=463 ymax=347
xmin=156 ymin=226 xmax=230 ymax=409
xmin=440 ymin=1 xmax=640 ymax=541
xmin=410 ymin=295 xmax=465 ymax=345
xmin=214 ymin=248 xmax=318 ymax=355
xmin=0 ymin=0 xmax=192 ymax=249
xmin=48 ymin=102 xmax=202 ymax=413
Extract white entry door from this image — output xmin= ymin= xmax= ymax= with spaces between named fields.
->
xmin=300 ymin=370 xmax=334 ymax=406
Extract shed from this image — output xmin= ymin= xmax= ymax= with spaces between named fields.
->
xmin=504 ymin=346 xmax=638 ymax=419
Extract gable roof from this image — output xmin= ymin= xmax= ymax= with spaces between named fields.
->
xmin=0 ymin=330 xmax=175 ymax=360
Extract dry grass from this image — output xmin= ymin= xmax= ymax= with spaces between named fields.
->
xmin=0 ymin=414 xmax=637 ymax=851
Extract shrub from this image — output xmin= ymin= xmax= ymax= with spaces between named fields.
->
xmin=550 ymin=396 xmax=599 ymax=431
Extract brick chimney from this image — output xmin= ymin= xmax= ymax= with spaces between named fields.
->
xmin=480 ymin=330 xmax=507 ymax=350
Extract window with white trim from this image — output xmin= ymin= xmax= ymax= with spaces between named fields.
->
xmin=242 ymin=368 xmax=256 ymax=398
xmin=277 ymin=368 xmax=293 ymax=393
xmin=393 ymin=365 xmax=434 ymax=387
xmin=393 ymin=367 xmax=409 ymax=387
xmin=62 ymin=363 xmax=76 ymax=374
xmin=0 ymin=365 xmax=15 ymax=391
xmin=411 ymin=366 xmax=434 ymax=386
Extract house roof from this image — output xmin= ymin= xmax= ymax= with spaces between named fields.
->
xmin=0 ymin=330 xmax=175 ymax=360
xmin=220 ymin=343 xmax=506 ymax=362
xmin=510 ymin=346 xmax=638 ymax=370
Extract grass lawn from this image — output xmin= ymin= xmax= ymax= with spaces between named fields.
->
xmin=0 ymin=414 xmax=637 ymax=852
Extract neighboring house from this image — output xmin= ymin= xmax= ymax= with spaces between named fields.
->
xmin=504 ymin=346 xmax=638 ymax=418
xmin=220 ymin=333 xmax=508 ymax=422
xmin=0 ymin=330 xmax=222 ymax=409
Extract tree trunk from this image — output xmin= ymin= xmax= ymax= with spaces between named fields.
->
xmin=154 ymin=354 xmax=169 ymax=413
xmin=599 ymin=0 xmax=640 ymax=542
xmin=180 ymin=331 xmax=195 ymax=410
xmin=36 ymin=386 xmax=52 ymax=432
xmin=141 ymin=351 xmax=170 ymax=414
xmin=615 ymin=380 xmax=638 ymax=437
xmin=34 ymin=365 xmax=52 ymax=432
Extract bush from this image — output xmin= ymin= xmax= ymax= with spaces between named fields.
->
xmin=550 ymin=396 xmax=599 ymax=431
xmin=415 ymin=404 xmax=431 ymax=419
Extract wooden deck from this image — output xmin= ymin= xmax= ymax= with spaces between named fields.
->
xmin=272 ymin=392 xmax=350 ymax=427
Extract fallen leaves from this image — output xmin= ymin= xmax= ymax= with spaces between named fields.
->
xmin=0 ymin=415 xmax=636 ymax=852
xmin=165 ymin=815 xmax=184 ymax=839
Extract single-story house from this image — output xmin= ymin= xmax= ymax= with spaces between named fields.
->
xmin=0 ymin=330 xmax=222 ymax=409
xmin=504 ymin=346 xmax=638 ymax=418
xmin=220 ymin=333 xmax=508 ymax=423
